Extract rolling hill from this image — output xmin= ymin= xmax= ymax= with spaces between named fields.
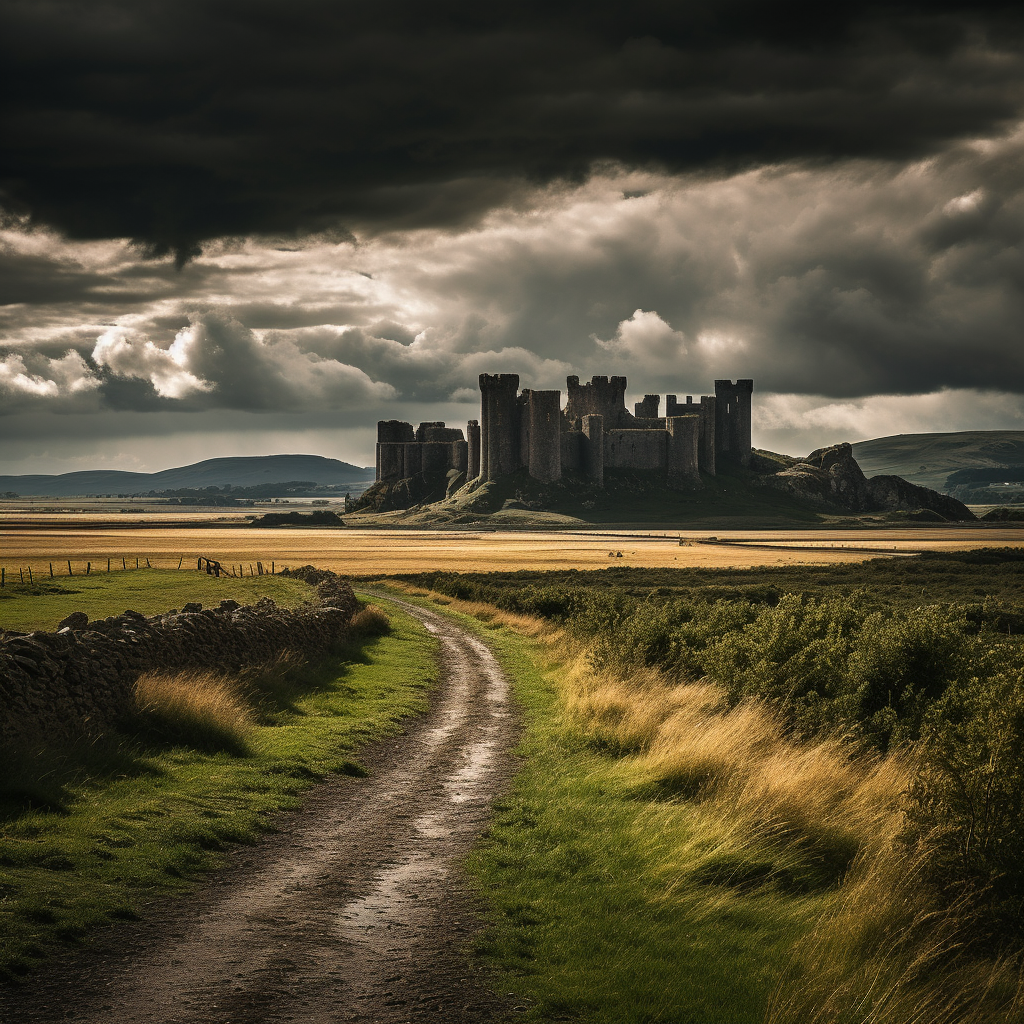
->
xmin=851 ymin=431 xmax=1024 ymax=493
xmin=0 ymin=455 xmax=375 ymax=497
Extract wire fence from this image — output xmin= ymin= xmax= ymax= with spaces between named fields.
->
xmin=0 ymin=556 xmax=279 ymax=587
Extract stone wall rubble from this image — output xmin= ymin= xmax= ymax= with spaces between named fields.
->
xmin=0 ymin=568 xmax=359 ymax=745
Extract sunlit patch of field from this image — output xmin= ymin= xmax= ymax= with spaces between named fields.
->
xmin=1 ymin=522 xmax=1022 ymax=576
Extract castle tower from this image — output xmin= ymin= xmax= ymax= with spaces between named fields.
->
xmin=714 ymin=380 xmax=753 ymax=466
xmin=479 ymin=373 xmax=521 ymax=481
xmin=565 ymin=375 xmax=630 ymax=428
xmin=667 ymin=395 xmax=716 ymax=475
xmin=376 ymin=420 xmax=415 ymax=481
xmin=524 ymin=390 xmax=562 ymax=483
xmin=634 ymin=394 xmax=660 ymax=419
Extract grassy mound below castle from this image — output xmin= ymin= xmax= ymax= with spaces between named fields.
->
xmin=349 ymin=458 xmax=975 ymax=529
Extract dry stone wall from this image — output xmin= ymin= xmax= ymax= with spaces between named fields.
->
xmin=0 ymin=568 xmax=359 ymax=745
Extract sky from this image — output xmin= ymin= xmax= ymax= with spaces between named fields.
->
xmin=2 ymin=1 xmax=1024 ymax=474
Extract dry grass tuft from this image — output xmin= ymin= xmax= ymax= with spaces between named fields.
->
xmin=351 ymin=604 xmax=391 ymax=637
xmin=133 ymin=670 xmax=256 ymax=754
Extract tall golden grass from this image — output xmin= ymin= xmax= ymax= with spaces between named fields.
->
xmin=134 ymin=670 xmax=256 ymax=753
xmin=398 ymin=583 xmax=1024 ymax=1024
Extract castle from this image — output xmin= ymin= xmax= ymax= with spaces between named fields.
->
xmin=375 ymin=375 xmax=753 ymax=490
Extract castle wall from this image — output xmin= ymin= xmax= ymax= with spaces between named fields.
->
xmin=699 ymin=397 xmax=716 ymax=476
xmin=582 ymin=414 xmax=604 ymax=486
xmin=377 ymin=444 xmax=404 ymax=481
xmin=603 ymin=429 xmax=667 ymax=470
xmin=634 ymin=394 xmax=661 ymax=419
xmin=517 ymin=392 xmax=531 ymax=472
xmin=420 ymin=424 xmax=465 ymax=443
xmin=561 ymin=430 xmax=583 ymax=473
xmin=403 ymin=442 xmax=422 ymax=477
xmin=420 ymin=441 xmax=454 ymax=478
xmin=415 ymin=421 xmax=445 ymax=442
xmin=451 ymin=439 xmax=469 ymax=475
xmin=667 ymin=416 xmax=701 ymax=487
xmin=467 ymin=420 xmax=480 ymax=479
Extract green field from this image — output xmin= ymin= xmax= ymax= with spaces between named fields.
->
xmin=0 ymin=575 xmax=436 ymax=979
xmin=0 ymin=569 xmax=313 ymax=633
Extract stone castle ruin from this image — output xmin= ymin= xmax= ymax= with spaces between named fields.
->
xmin=375 ymin=374 xmax=753 ymax=491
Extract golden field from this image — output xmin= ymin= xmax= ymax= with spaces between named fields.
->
xmin=2 ymin=518 xmax=1024 ymax=576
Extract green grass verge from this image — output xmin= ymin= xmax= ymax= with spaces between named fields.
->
xmin=384 ymin=590 xmax=822 ymax=1024
xmin=0 ymin=568 xmax=314 ymax=632
xmin=0 ymin=597 xmax=435 ymax=980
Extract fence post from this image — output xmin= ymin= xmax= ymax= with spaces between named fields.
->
xmin=107 ymin=557 xmax=111 ymax=572
xmin=122 ymin=557 xmax=127 ymax=570
xmin=20 ymin=568 xmax=24 ymax=583
xmin=271 ymin=561 xmax=275 ymax=575
xmin=28 ymin=567 xmax=33 ymax=583
xmin=86 ymin=562 xmax=91 ymax=575
xmin=146 ymin=558 xmax=151 ymax=568
xmin=136 ymin=558 xmax=139 ymax=569
xmin=67 ymin=560 xmax=73 ymax=576
xmin=177 ymin=555 xmax=184 ymax=569
xmin=197 ymin=557 xmax=202 ymax=570
xmin=1 ymin=567 xmax=4 ymax=587
xmin=50 ymin=562 xmax=54 ymax=578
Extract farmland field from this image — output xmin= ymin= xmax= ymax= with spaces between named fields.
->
xmin=3 ymin=520 xmax=1024 ymax=576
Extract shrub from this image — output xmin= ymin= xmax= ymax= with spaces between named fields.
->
xmin=912 ymin=667 xmax=1024 ymax=940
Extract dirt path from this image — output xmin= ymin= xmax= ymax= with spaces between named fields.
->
xmin=1 ymin=597 xmax=519 ymax=1024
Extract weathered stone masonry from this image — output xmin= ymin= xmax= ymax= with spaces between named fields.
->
xmin=374 ymin=372 xmax=753 ymax=490
xmin=0 ymin=569 xmax=359 ymax=745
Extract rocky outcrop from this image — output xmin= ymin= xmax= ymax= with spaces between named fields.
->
xmin=764 ymin=443 xmax=975 ymax=521
xmin=0 ymin=572 xmax=359 ymax=745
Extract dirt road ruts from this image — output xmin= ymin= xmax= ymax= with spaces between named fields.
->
xmin=1 ymin=596 xmax=518 ymax=1024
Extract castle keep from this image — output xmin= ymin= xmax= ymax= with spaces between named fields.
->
xmin=375 ymin=375 xmax=753 ymax=489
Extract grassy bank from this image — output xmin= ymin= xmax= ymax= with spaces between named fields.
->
xmin=387 ymin=586 xmax=1024 ymax=1023
xmin=0 ymin=568 xmax=313 ymax=633
xmin=0 ymin=597 xmax=436 ymax=980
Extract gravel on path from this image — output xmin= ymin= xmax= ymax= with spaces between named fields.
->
xmin=1 ymin=596 xmax=519 ymax=1024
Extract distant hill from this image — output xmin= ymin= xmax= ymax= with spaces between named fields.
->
xmin=0 ymin=455 xmax=375 ymax=497
xmin=851 ymin=431 xmax=1024 ymax=493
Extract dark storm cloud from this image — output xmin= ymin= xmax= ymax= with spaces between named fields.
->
xmin=3 ymin=1 xmax=1024 ymax=259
